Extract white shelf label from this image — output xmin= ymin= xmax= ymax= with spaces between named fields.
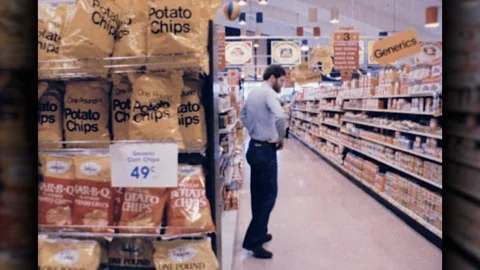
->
xmin=110 ymin=142 xmax=178 ymax=188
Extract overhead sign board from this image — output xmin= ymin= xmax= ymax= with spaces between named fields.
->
xmin=371 ymin=28 xmax=421 ymax=65
xmin=271 ymin=41 xmax=302 ymax=65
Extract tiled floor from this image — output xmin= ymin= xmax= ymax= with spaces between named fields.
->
xmin=230 ymin=138 xmax=442 ymax=270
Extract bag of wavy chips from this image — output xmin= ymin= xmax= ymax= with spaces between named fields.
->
xmin=64 ymin=80 xmax=110 ymax=148
xmin=73 ymin=155 xmax=115 ymax=232
xmin=178 ymin=75 xmax=206 ymax=150
xmin=153 ymin=238 xmax=219 ymax=270
xmin=147 ymin=0 xmax=202 ymax=70
xmin=61 ymin=0 xmax=121 ymax=77
xmin=166 ymin=165 xmax=215 ymax=235
xmin=112 ymin=74 xmax=132 ymax=140
xmin=38 ymin=82 xmax=64 ymax=149
xmin=118 ymin=188 xmax=168 ymax=233
xmin=38 ymin=155 xmax=75 ymax=226
xmin=113 ymin=0 xmax=148 ymax=64
xmin=129 ymin=72 xmax=183 ymax=141
xmin=109 ymin=238 xmax=155 ymax=269
xmin=38 ymin=238 xmax=101 ymax=270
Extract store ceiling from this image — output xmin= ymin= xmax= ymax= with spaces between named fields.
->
xmin=216 ymin=0 xmax=442 ymax=41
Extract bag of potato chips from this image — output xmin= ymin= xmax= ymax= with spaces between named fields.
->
xmin=72 ymin=154 xmax=115 ymax=233
xmin=128 ymin=72 xmax=183 ymax=141
xmin=165 ymin=165 xmax=215 ymax=235
xmin=118 ymin=188 xmax=168 ymax=233
xmin=153 ymin=238 xmax=219 ymax=270
xmin=178 ymin=75 xmax=207 ymax=150
xmin=38 ymin=155 xmax=75 ymax=226
xmin=38 ymin=238 xmax=101 ymax=270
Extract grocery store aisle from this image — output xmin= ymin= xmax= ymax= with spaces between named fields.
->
xmin=231 ymin=138 xmax=442 ymax=270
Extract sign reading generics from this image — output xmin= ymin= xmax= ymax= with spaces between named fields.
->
xmin=225 ymin=41 xmax=253 ymax=65
xmin=371 ymin=28 xmax=421 ymax=65
xmin=271 ymin=41 xmax=302 ymax=65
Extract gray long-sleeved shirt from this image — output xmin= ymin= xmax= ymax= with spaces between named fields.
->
xmin=240 ymin=82 xmax=287 ymax=142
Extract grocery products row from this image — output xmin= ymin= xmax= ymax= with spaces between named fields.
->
xmin=291 ymin=132 xmax=442 ymax=238
xmin=39 ymin=154 xmax=215 ymax=235
xmin=38 ymin=236 xmax=219 ymax=270
xmin=300 ymin=61 xmax=441 ymax=101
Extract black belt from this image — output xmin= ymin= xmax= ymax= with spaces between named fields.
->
xmin=250 ymin=139 xmax=277 ymax=147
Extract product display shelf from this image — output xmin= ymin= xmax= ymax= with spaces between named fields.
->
xmin=38 ymin=54 xmax=204 ymax=80
xmin=291 ymin=133 xmax=442 ymax=241
xmin=340 ymin=92 xmax=438 ymax=100
xmin=342 ymin=118 xmax=442 ymax=139
xmin=340 ymin=130 xmax=442 ymax=163
xmin=341 ymin=140 xmax=442 ymax=189
xmin=344 ymin=107 xmax=441 ymax=116
xmin=219 ymin=119 xmax=239 ymax=134
xmin=292 ymin=108 xmax=320 ymax=114
xmin=38 ymin=18 xmax=223 ymax=267
xmin=321 ymin=107 xmax=345 ymax=113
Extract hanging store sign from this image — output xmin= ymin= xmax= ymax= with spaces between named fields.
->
xmin=271 ymin=41 xmax=302 ymax=65
xmin=333 ymin=27 xmax=360 ymax=70
xmin=322 ymin=57 xmax=333 ymax=75
xmin=371 ymin=28 xmax=421 ymax=65
xmin=358 ymin=40 xmax=365 ymax=65
xmin=110 ymin=142 xmax=178 ymax=188
xmin=217 ymin=25 xmax=226 ymax=71
xmin=309 ymin=46 xmax=329 ymax=67
xmin=225 ymin=41 xmax=253 ymax=65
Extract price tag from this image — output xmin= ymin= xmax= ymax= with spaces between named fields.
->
xmin=110 ymin=142 xmax=178 ymax=188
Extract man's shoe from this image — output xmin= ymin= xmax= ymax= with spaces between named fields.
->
xmin=251 ymin=246 xmax=273 ymax=259
xmin=263 ymin=234 xmax=272 ymax=244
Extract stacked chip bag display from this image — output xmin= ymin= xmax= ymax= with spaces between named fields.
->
xmin=64 ymin=80 xmax=111 ymax=148
xmin=178 ymin=74 xmax=207 ymax=150
xmin=72 ymin=154 xmax=116 ymax=233
xmin=165 ymin=165 xmax=215 ymax=235
xmin=128 ymin=72 xmax=183 ymax=141
xmin=118 ymin=188 xmax=169 ymax=233
xmin=61 ymin=0 xmax=121 ymax=77
xmin=153 ymin=238 xmax=219 ymax=270
xmin=38 ymin=81 xmax=64 ymax=149
xmin=38 ymin=154 xmax=75 ymax=226
xmin=108 ymin=238 xmax=156 ymax=270
xmin=111 ymin=74 xmax=133 ymax=140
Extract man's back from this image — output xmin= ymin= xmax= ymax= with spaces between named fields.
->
xmin=241 ymin=83 xmax=286 ymax=142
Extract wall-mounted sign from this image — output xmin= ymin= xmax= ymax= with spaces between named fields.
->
xmin=225 ymin=41 xmax=253 ymax=65
xmin=415 ymin=42 xmax=442 ymax=63
xmin=271 ymin=41 xmax=302 ymax=65
xmin=371 ymin=28 xmax=421 ymax=65
xmin=333 ymin=27 xmax=360 ymax=70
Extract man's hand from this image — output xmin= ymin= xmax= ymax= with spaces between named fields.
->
xmin=276 ymin=140 xmax=284 ymax=150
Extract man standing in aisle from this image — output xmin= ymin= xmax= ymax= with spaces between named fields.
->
xmin=240 ymin=64 xmax=287 ymax=259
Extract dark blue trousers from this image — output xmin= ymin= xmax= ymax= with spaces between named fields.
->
xmin=242 ymin=140 xmax=278 ymax=250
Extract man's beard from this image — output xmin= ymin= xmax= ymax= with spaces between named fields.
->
xmin=272 ymin=80 xmax=281 ymax=93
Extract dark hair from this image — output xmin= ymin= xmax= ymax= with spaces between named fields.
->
xmin=263 ymin=64 xmax=286 ymax=81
